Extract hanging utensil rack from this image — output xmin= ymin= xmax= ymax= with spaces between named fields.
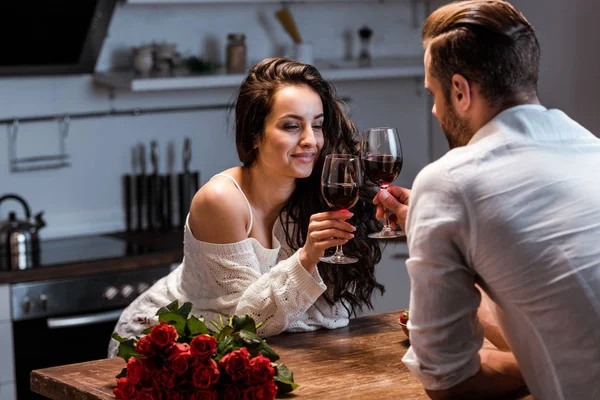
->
xmin=1 ymin=103 xmax=232 ymax=173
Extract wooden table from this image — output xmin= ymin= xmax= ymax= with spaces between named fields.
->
xmin=30 ymin=311 xmax=532 ymax=399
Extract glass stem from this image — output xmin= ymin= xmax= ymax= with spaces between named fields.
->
xmin=334 ymin=245 xmax=344 ymax=259
xmin=383 ymin=210 xmax=391 ymax=231
xmin=381 ymin=185 xmax=392 ymax=233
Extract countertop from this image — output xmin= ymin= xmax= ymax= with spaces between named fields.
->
xmin=30 ymin=311 xmax=532 ymax=400
xmin=0 ymin=230 xmax=407 ymax=285
xmin=0 ymin=230 xmax=184 ymax=284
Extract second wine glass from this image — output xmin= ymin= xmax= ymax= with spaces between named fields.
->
xmin=361 ymin=127 xmax=405 ymax=239
xmin=320 ymin=154 xmax=361 ymax=264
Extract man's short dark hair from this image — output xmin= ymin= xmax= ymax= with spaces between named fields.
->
xmin=423 ymin=0 xmax=540 ymax=107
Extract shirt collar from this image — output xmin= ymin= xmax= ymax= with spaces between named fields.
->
xmin=467 ymin=104 xmax=547 ymax=146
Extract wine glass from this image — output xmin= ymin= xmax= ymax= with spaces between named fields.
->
xmin=320 ymin=154 xmax=361 ymax=264
xmin=361 ymin=127 xmax=405 ymax=239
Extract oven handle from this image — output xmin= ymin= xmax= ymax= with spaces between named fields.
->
xmin=46 ymin=309 xmax=124 ymax=329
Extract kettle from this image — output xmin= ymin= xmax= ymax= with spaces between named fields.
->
xmin=0 ymin=194 xmax=46 ymax=270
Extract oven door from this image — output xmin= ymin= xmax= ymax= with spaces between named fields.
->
xmin=10 ymin=266 xmax=172 ymax=400
xmin=13 ymin=308 xmax=122 ymax=400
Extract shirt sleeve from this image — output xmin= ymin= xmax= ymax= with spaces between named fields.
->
xmin=401 ymin=160 xmax=484 ymax=391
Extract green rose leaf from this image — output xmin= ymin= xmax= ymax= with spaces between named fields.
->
xmin=115 ymin=367 xmax=127 ymax=379
xmin=116 ymin=339 xmax=138 ymax=362
xmin=274 ymin=378 xmax=300 ymax=395
xmin=176 ymin=302 xmax=193 ymax=319
xmin=217 ymin=325 xmax=234 ymax=342
xmin=186 ymin=315 xmax=210 ymax=336
xmin=260 ymin=342 xmax=280 ymax=362
xmin=214 ymin=335 xmax=235 ymax=361
xmin=156 ymin=300 xmax=179 ymax=315
xmin=158 ymin=311 xmax=186 ymax=335
xmin=274 ymin=364 xmax=299 ymax=394
xmin=239 ymin=329 xmax=262 ymax=344
xmin=231 ymin=315 xmax=257 ymax=333
xmin=238 ymin=330 xmax=264 ymax=355
xmin=111 ymin=333 xmax=128 ymax=344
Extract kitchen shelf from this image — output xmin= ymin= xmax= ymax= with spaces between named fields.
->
xmin=93 ymin=57 xmax=424 ymax=92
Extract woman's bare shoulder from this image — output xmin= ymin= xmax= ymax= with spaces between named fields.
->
xmin=188 ymin=171 xmax=251 ymax=244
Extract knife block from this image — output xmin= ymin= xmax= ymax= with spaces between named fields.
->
xmin=123 ymin=172 xmax=199 ymax=232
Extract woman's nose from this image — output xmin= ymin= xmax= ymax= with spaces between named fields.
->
xmin=300 ymin=126 xmax=317 ymax=146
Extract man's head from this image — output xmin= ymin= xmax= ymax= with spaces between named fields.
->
xmin=422 ymin=0 xmax=541 ymax=148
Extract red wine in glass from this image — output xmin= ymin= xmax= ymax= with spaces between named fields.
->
xmin=363 ymin=154 xmax=403 ymax=188
xmin=322 ymin=183 xmax=359 ymax=210
xmin=361 ymin=127 xmax=405 ymax=239
xmin=320 ymin=154 xmax=360 ymax=264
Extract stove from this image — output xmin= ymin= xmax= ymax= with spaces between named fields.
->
xmin=1 ymin=233 xmax=178 ymax=271
xmin=2 ymin=233 xmax=180 ymax=399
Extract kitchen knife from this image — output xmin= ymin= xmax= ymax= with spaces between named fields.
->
xmin=124 ymin=147 xmax=135 ymax=232
xmin=148 ymin=140 xmax=162 ymax=231
xmin=178 ymin=137 xmax=192 ymax=228
xmin=164 ymin=141 xmax=175 ymax=230
xmin=136 ymin=142 xmax=146 ymax=231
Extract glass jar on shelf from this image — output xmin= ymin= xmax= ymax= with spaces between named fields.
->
xmin=358 ymin=26 xmax=373 ymax=68
xmin=226 ymin=33 xmax=247 ymax=74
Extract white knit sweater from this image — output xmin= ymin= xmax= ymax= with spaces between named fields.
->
xmin=107 ymin=212 xmax=350 ymax=358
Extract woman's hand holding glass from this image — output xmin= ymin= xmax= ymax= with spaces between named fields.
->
xmin=318 ymin=154 xmax=361 ymax=264
xmin=299 ymin=210 xmax=356 ymax=269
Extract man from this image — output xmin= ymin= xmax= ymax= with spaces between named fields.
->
xmin=375 ymin=1 xmax=600 ymax=399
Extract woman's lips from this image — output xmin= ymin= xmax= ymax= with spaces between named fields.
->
xmin=291 ymin=153 xmax=316 ymax=163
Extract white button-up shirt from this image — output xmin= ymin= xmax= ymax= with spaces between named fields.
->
xmin=402 ymin=104 xmax=600 ymax=400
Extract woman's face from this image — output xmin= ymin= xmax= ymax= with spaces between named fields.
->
xmin=256 ymin=84 xmax=325 ymax=179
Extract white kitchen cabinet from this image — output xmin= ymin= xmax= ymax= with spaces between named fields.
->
xmin=0 ymin=286 xmax=9 ymax=322
xmin=0 ymin=322 xmax=15 ymax=387
xmin=356 ymin=240 xmax=411 ymax=317
xmin=0 ymin=383 xmax=16 ymax=400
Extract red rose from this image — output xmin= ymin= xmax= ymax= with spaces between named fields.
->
xmin=191 ymin=358 xmax=220 ymax=389
xmin=135 ymin=335 xmax=157 ymax=357
xmin=113 ymin=377 xmax=136 ymax=400
xmin=149 ymin=321 xmax=178 ymax=347
xmin=223 ymin=383 xmax=245 ymax=400
xmin=136 ymin=386 xmax=158 ymax=400
xmin=219 ymin=347 xmax=251 ymax=381
xmin=166 ymin=342 xmax=192 ymax=375
xmin=142 ymin=358 xmax=159 ymax=379
xmin=243 ymin=380 xmax=278 ymax=400
xmin=155 ymin=367 xmax=176 ymax=390
xmin=161 ymin=390 xmax=187 ymax=400
xmin=189 ymin=334 xmax=217 ymax=359
xmin=125 ymin=357 xmax=144 ymax=385
xmin=189 ymin=389 xmax=218 ymax=400
xmin=247 ymin=356 xmax=275 ymax=384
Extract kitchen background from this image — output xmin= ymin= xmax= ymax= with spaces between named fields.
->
xmin=1 ymin=0 xmax=600 ymax=399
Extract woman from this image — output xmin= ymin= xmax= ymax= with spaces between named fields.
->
xmin=108 ymin=58 xmax=383 ymax=357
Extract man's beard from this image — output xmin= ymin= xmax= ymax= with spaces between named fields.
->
xmin=440 ymin=100 xmax=474 ymax=149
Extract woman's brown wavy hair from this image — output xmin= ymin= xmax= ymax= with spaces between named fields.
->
xmin=233 ymin=57 xmax=384 ymax=316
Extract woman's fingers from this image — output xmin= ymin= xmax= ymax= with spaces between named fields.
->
xmin=309 ymin=218 xmax=356 ymax=234
xmin=309 ymin=228 xmax=354 ymax=242
xmin=310 ymin=210 xmax=353 ymax=222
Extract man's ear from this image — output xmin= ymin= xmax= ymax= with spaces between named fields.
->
xmin=450 ymin=73 xmax=472 ymax=115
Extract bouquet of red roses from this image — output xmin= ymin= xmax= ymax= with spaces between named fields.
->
xmin=111 ymin=300 xmax=298 ymax=400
